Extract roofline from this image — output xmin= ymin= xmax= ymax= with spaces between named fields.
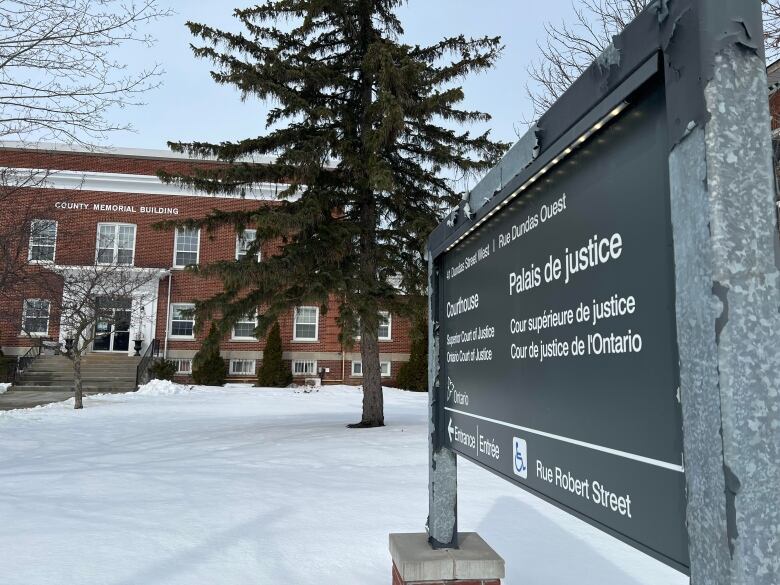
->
xmin=0 ymin=166 xmax=293 ymax=200
xmin=0 ymin=141 xmax=278 ymax=165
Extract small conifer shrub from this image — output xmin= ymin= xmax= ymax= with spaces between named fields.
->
xmin=257 ymin=322 xmax=292 ymax=387
xmin=396 ymin=318 xmax=428 ymax=392
xmin=192 ymin=325 xmax=226 ymax=386
xmin=149 ymin=359 xmax=177 ymax=381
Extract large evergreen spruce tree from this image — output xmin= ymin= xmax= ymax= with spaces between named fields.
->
xmin=162 ymin=1 xmax=506 ymax=427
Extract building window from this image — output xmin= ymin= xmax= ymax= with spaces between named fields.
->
xmin=351 ymin=360 xmax=391 ymax=377
xmin=22 ymin=299 xmax=50 ymax=335
xmin=174 ymin=227 xmax=200 ymax=267
xmin=236 ymin=229 xmax=261 ymax=261
xmin=172 ymin=359 xmax=192 ymax=375
xmin=379 ymin=311 xmax=392 ymax=341
xmin=354 ymin=311 xmax=392 ymax=341
xmin=169 ymin=304 xmax=195 ymax=338
xmin=293 ymin=306 xmax=319 ymax=341
xmin=29 ymin=219 xmax=57 ymax=263
xmin=97 ymin=223 xmax=136 ymax=265
xmin=232 ymin=313 xmax=257 ymax=340
xmin=230 ymin=359 xmax=256 ymax=375
xmin=292 ymin=360 xmax=316 ymax=376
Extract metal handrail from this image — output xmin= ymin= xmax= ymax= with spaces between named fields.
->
xmin=12 ymin=344 xmax=43 ymax=385
xmin=135 ymin=339 xmax=160 ymax=389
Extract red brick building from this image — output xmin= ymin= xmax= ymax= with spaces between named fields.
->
xmin=0 ymin=143 xmax=411 ymax=385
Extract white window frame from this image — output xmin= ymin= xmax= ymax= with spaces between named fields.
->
xmin=96 ymin=222 xmax=137 ymax=266
xmin=231 ymin=313 xmax=258 ymax=341
xmin=378 ymin=311 xmax=392 ymax=341
xmin=21 ymin=299 xmax=51 ymax=336
xmin=169 ymin=303 xmax=196 ymax=339
xmin=173 ymin=227 xmax=201 ymax=268
xmin=354 ymin=312 xmax=392 ymax=341
xmin=172 ymin=359 xmax=192 ymax=375
xmin=292 ymin=359 xmax=317 ymax=376
xmin=229 ymin=359 xmax=256 ymax=376
xmin=293 ymin=306 xmax=319 ymax=341
xmin=351 ymin=360 xmax=391 ymax=377
xmin=235 ymin=229 xmax=261 ymax=261
xmin=28 ymin=219 xmax=57 ymax=264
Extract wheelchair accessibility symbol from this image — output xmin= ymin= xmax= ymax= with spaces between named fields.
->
xmin=513 ymin=437 xmax=528 ymax=479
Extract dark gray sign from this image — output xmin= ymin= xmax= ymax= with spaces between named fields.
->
xmin=436 ymin=84 xmax=689 ymax=569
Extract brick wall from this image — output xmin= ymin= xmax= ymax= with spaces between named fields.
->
xmin=0 ymin=148 xmax=226 ymax=176
xmin=0 ymin=147 xmax=412 ymax=385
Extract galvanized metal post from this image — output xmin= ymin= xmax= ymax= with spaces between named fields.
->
xmin=667 ymin=1 xmax=780 ymax=583
xmin=427 ymin=253 xmax=458 ymax=549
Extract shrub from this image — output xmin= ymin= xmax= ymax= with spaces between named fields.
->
xmin=396 ymin=318 xmax=428 ymax=392
xmin=192 ymin=325 xmax=226 ymax=386
xmin=149 ymin=359 xmax=177 ymax=381
xmin=257 ymin=322 xmax=292 ymax=387
xmin=0 ymin=348 xmax=15 ymax=383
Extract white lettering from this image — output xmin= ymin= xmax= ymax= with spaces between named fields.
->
xmin=55 ymin=202 xmax=179 ymax=215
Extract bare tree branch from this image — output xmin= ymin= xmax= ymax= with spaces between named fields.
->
xmin=0 ymin=0 xmax=172 ymax=147
xmin=525 ymin=1 xmax=780 ymax=124
xmin=0 ymin=167 xmax=57 ymax=300
xmin=38 ymin=262 xmax=161 ymax=409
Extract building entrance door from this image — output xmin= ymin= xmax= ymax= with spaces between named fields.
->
xmin=92 ymin=297 xmax=131 ymax=353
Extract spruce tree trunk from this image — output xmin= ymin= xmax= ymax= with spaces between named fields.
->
xmin=357 ymin=317 xmax=384 ymax=427
xmin=73 ymin=354 xmax=83 ymax=410
xmin=349 ymin=0 xmax=383 ymax=428
xmin=353 ymin=200 xmax=385 ymax=427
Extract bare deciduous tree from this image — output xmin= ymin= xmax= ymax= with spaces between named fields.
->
xmin=764 ymin=0 xmax=780 ymax=61
xmin=0 ymin=1 xmax=170 ymax=352
xmin=0 ymin=168 xmax=53 ymax=301
xmin=526 ymin=0 xmax=780 ymax=121
xmin=52 ymin=264 xmax=161 ymax=409
xmin=0 ymin=0 xmax=172 ymax=145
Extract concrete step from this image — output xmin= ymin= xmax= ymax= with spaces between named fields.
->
xmin=83 ymin=357 xmax=142 ymax=362
xmin=16 ymin=378 xmax=136 ymax=386
xmin=29 ymin=360 xmax=140 ymax=368
xmin=10 ymin=384 xmax=137 ymax=392
xmin=22 ymin=370 xmax=137 ymax=377
xmin=24 ymin=366 xmax=139 ymax=373
xmin=22 ymin=371 xmax=138 ymax=378
xmin=27 ymin=363 xmax=139 ymax=372
xmin=14 ymin=355 xmax=143 ymax=394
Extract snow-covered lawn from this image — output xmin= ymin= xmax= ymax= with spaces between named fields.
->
xmin=0 ymin=384 xmax=686 ymax=585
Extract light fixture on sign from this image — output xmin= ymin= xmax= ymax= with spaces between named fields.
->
xmin=445 ymin=100 xmax=630 ymax=252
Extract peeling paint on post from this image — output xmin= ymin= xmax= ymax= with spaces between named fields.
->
xmin=669 ymin=34 xmax=780 ymax=583
xmin=427 ymin=253 xmax=457 ymax=549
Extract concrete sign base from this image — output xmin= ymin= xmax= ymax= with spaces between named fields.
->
xmin=389 ymin=533 xmax=504 ymax=585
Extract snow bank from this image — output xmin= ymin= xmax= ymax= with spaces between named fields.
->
xmin=0 ymin=383 xmax=10 ymax=395
xmin=0 ymin=385 xmax=685 ymax=585
xmin=136 ymin=379 xmax=194 ymax=396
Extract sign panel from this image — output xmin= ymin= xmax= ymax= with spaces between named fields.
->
xmin=437 ymin=84 xmax=689 ymax=568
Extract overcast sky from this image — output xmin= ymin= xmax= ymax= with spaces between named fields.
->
xmin=107 ymin=1 xmax=575 ymax=150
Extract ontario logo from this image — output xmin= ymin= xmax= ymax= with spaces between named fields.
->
xmin=512 ymin=437 xmax=528 ymax=479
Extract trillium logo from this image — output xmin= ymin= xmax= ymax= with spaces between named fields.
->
xmin=513 ymin=437 xmax=528 ymax=479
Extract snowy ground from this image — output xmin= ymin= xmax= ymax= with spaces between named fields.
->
xmin=0 ymin=384 xmax=687 ymax=585
xmin=0 ymin=382 xmax=10 ymax=394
